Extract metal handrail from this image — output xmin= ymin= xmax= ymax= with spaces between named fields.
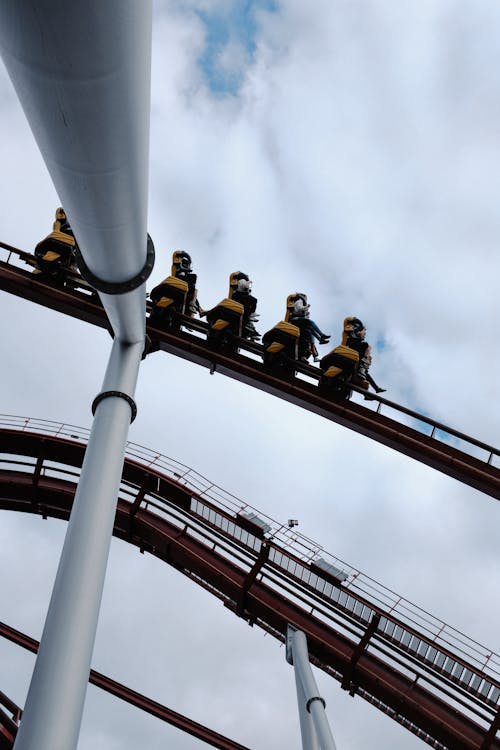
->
xmin=1 ymin=241 xmax=498 ymax=469
xmin=1 ymin=414 xmax=499 ymax=686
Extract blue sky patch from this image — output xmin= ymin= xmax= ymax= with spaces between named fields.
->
xmin=196 ymin=1 xmax=278 ymax=94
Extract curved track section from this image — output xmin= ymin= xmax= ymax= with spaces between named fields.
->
xmin=1 ymin=243 xmax=499 ymax=500
xmin=0 ymin=621 xmax=250 ymax=750
xmin=1 ymin=418 xmax=500 ymax=750
xmin=0 ymin=690 xmax=20 ymax=750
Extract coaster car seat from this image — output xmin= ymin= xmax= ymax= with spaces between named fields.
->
xmin=319 ymin=317 xmax=371 ymax=399
xmin=262 ymin=293 xmax=305 ymax=366
xmin=206 ymin=297 xmax=245 ymax=348
xmin=34 ymin=208 xmax=77 ymax=281
xmin=149 ymin=274 xmax=189 ymax=327
xmin=319 ymin=344 xmax=360 ymax=399
xmin=229 ymin=271 xmax=260 ymax=341
xmin=262 ymin=319 xmax=301 ymax=366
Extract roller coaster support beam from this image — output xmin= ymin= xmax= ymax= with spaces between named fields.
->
xmin=13 ymin=339 xmax=142 ymax=750
xmin=294 ymin=672 xmax=320 ymax=750
xmin=286 ymin=627 xmax=338 ymax=750
xmin=0 ymin=621 xmax=253 ymax=750
xmin=0 ymin=0 xmax=153 ymax=345
xmin=0 ymin=2 xmax=153 ymax=749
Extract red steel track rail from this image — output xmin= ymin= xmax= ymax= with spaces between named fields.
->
xmin=0 ymin=622 xmax=250 ymax=750
xmin=1 ymin=424 xmax=500 ymax=750
xmin=0 ymin=242 xmax=499 ymax=500
xmin=0 ymin=690 xmax=20 ymax=750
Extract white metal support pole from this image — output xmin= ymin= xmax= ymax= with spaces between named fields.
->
xmin=286 ymin=625 xmax=338 ymax=750
xmin=0 ymin=3 xmax=153 ymax=749
xmin=13 ymin=339 xmax=143 ymax=750
xmin=294 ymin=660 xmax=320 ymax=750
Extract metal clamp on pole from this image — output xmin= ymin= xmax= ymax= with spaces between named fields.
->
xmin=306 ymin=696 xmax=326 ymax=713
xmin=92 ymin=391 xmax=137 ymax=423
xmin=76 ymin=234 xmax=155 ymax=295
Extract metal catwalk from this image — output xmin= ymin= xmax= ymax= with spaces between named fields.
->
xmin=0 ymin=417 xmax=499 ymax=750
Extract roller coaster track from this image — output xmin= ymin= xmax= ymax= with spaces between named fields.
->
xmin=1 ymin=241 xmax=499 ymax=500
xmin=0 ymin=689 xmax=20 ymax=750
xmin=0 ymin=620 xmax=251 ymax=750
xmin=1 ymin=418 xmax=500 ymax=750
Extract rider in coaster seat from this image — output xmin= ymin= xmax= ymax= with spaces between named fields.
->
xmin=261 ymin=293 xmax=311 ymax=366
xmin=149 ymin=250 xmax=203 ymax=326
xmin=262 ymin=319 xmax=301 ymax=365
xmin=204 ymin=273 xmax=247 ymax=346
xmin=319 ymin=328 xmax=361 ymax=397
xmin=286 ymin=293 xmax=330 ymax=362
xmin=343 ymin=317 xmax=385 ymax=393
xmin=34 ymin=207 xmax=78 ymax=279
xmin=171 ymin=250 xmax=203 ymax=316
xmin=229 ymin=272 xmax=260 ymax=341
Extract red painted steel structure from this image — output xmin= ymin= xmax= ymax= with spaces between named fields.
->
xmin=0 ymin=622 xmax=251 ymax=750
xmin=0 ymin=691 xmax=20 ymax=750
xmin=1 ymin=425 xmax=500 ymax=749
xmin=1 ymin=242 xmax=499 ymax=500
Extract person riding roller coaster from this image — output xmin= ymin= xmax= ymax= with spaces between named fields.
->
xmin=287 ymin=293 xmax=330 ymax=361
xmin=171 ymin=250 xmax=203 ymax=316
xmin=320 ymin=317 xmax=385 ymax=396
xmin=343 ymin=317 xmax=385 ymax=394
xmin=229 ymin=272 xmax=260 ymax=341
xmin=202 ymin=271 xmax=260 ymax=347
xmin=34 ymin=207 xmax=78 ymax=280
xmin=149 ymin=250 xmax=203 ymax=326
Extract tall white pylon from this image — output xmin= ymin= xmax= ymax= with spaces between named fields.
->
xmin=287 ymin=626 xmax=338 ymax=750
xmin=0 ymin=3 xmax=153 ymax=748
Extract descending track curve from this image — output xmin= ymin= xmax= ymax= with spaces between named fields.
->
xmin=1 ymin=242 xmax=499 ymax=500
xmin=1 ymin=419 xmax=500 ymax=750
xmin=0 ymin=621 xmax=251 ymax=750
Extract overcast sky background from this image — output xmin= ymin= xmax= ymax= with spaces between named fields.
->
xmin=1 ymin=1 xmax=500 ymax=749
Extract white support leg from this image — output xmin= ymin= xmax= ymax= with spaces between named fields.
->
xmin=13 ymin=339 xmax=143 ymax=750
xmin=286 ymin=625 xmax=338 ymax=750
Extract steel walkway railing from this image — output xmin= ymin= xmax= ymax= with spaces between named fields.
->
xmin=1 ymin=242 xmax=499 ymax=500
xmin=1 ymin=419 xmax=499 ymax=749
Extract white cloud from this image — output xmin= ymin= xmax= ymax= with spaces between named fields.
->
xmin=1 ymin=2 xmax=499 ymax=749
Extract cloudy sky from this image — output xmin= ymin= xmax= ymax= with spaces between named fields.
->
xmin=1 ymin=1 xmax=500 ymax=749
